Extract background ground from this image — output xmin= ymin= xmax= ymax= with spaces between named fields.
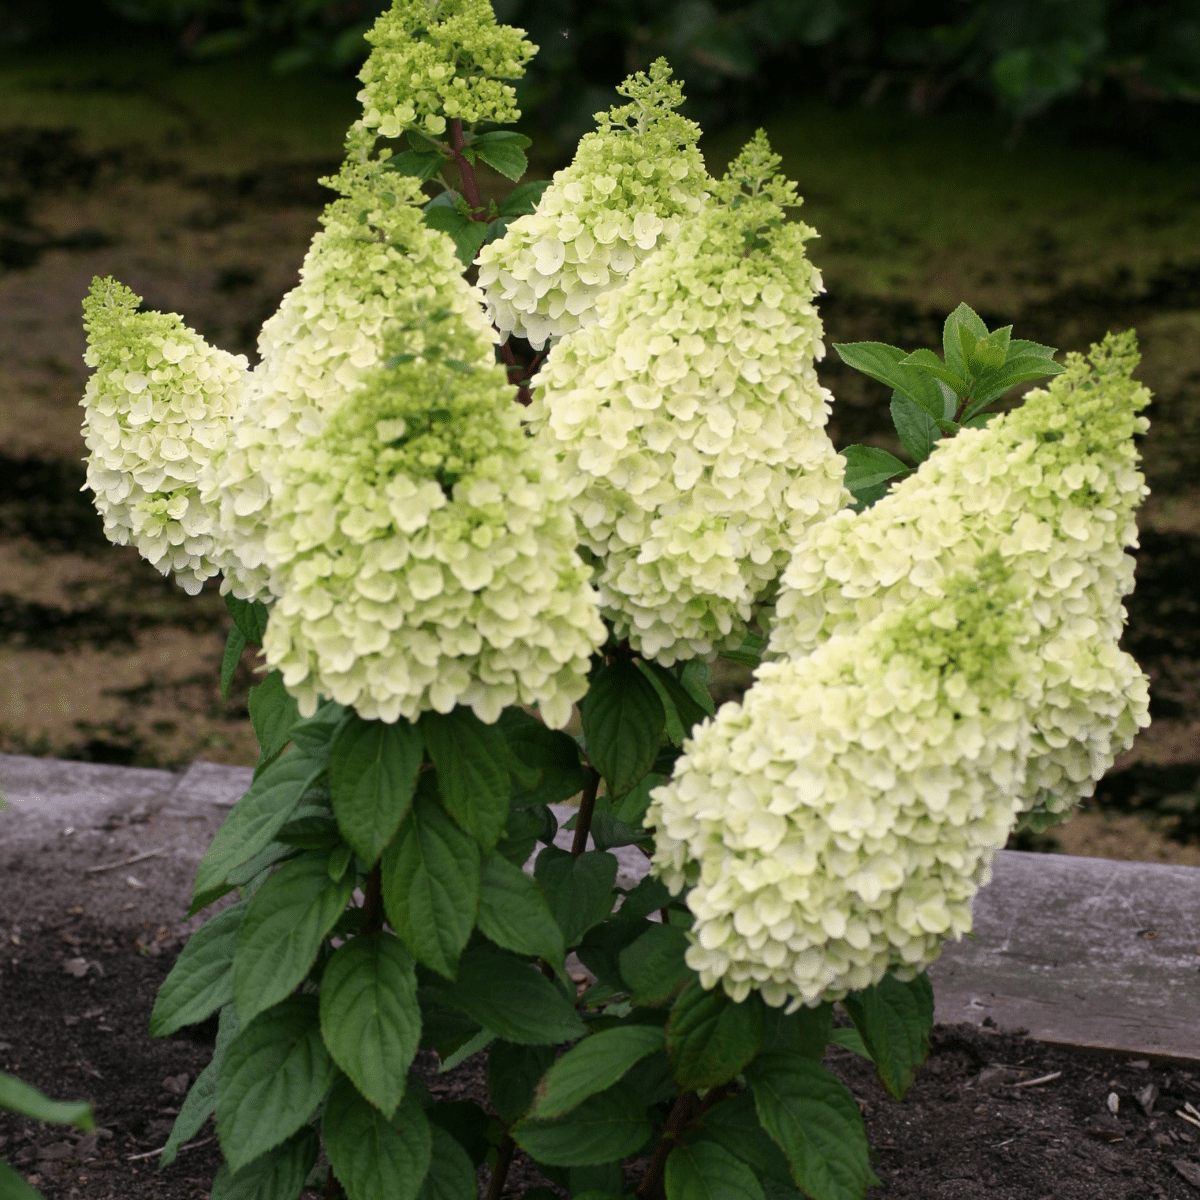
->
xmin=0 ymin=44 xmax=1198 ymax=864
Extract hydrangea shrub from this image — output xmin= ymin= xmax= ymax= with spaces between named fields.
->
xmin=73 ymin=3 xmax=1152 ymax=1199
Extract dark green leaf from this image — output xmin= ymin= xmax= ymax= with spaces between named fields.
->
xmin=193 ymin=751 xmax=323 ymax=908
xmin=209 ymin=1127 xmax=319 ymax=1200
xmin=575 ymin=915 xmax=652 ymax=991
xmin=493 ymin=805 xmax=546 ymax=866
xmin=667 ymin=982 xmax=763 ymax=1092
xmin=330 ymin=716 xmax=423 ymax=865
xmin=619 ymin=924 xmax=692 ymax=1007
xmin=233 ymin=854 xmax=354 ymax=1024
xmin=700 ymin=1090 xmax=792 ymax=1185
xmin=417 ymin=1125 xmax=475 ymax=1200
xmin=323 ymin=1077 xmax=432 ymax=1200
xmin=421 ymin=709 xmax=511 ymax=851
xmin=426 ymin=1101 xmax=491 ymax=1166
xmin=384 ymin=149 xmax=446 ymax=181
xmin=895 ymin=347 xmax=968 ymax=396
xmin=423 ymin=206 xmax=489 ymax=267
xmin=718 ymin=632 xmax=766 ymax=669
xmin=761 ymin=1004 xmax=831 ymax=1060
xmin=828 ymin=1028 xmax=871 ymax=1060
xmin=840 ymin=972 xmax=933 ymax=1101
xmin=439 ymin=945 xmax=586 ymax=1045
xmin=381 ymin=781 xmax=480 ymax=978
xmin=581 ymin=660 xmax=664 ymax=795
xmin=839 ymin=444 xmax=909 ymax=510
xmin=618 ymin=875 xmax=672 ymax=923
xmin=477 ymin=853 xmax=565 ymax=967
xmin=225 ymin=594 xmax=269 ymax=646
xmin=216 ymin=996 xmax=335 ymax=1172
xmin=249 ymin=671 xmax=301 ymax=772
xmin=0 ymin=1158 xmax=43 ymax=1199
xmin=531 ymin=1025 xmax=665 ymax=1119
xmin=277 ymin=812 xmax=341 ymax=850
xmin=665 ymin=1139 xmax=766 ymax=1200
xmin=968 ymin=325 xmax=1011 ymax=374
xmin=160 ymin=1004 xmax=239 ymax=1168
xmin=535 ymin=847 xmax=618 ymax=946
xmin=288 ymin=700 xmax=346 ymax=762
xmin=319 ymin=933 xmax=421 ymax=1118
xmin=221 ymin=624 xmax=246 ymax=703
xmin=470 ymin=131 xmax=531 ymax=182
xmin=488 ymin=1041 xmax=554 ymax=1124
xmin=745 ymin=1053 xmax=878 ymax=1200
xmin=501 ymin=709 xmax=588 ymax=809
xmin=680 ymin=660 xmax=715 ymax=716
xmin=151 ymin=901 xmax=245 ymax=1037
xmin=889 ymin=393 xmax=939 ymax=464
xmin=511 ymin=1083 xmax=652 ymax=1167
xmin=941 ymin=303 xmax=988 ymax=381
xmin=327 ymin=843 xmax=353 ymax=881
xmin=832 ymin=341 xmax=942 ymax=415
xmin=569 ymin=1161 xmax=624 ymax=1196
xmin=0 ymin=1074 xmax=92 ymax=1129
xmin=1006 ymin=337 xmax=1058 ymax=361
xmin=588 ymin=797 xmax=650 ymax=852
xmin=497 ymin=179 xmax=551 ymax=217
xmin=965 ymin=354 xmax=1066 ymax=411
xmin=639 ymin=661 xmax=709 ymax=746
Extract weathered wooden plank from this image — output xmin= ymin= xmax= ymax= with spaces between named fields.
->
xmin=930 ymin=850 xmax=1200 ymax=1060
xmin=0 ymin=751 xmax=175 ymax=839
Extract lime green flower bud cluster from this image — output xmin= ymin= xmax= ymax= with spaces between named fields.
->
xmin=208 ymin=163 xmax=466 ymax=600
xmin=80 ymin=279 xmax=247 ymax=594
xmin=771 ymin=333 xmax=1151 ymax=828
xmin=648 ymin=563 xmax=1035 ymax=1009
xmin=477 ymin=59 xmax=707 ymax=349
xmin=356 ymin=0 xmax=535 ymax=139
xmin=250 ymin=168 xmax=604 ymax=728
xmin=528 ymin=131 xmax=848 ymax=665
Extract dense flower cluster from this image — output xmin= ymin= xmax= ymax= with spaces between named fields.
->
xmin=356 ymin=0 xmax=535 ymax=138
xmin=477 ymin=59 xmax=707 ymax=349
xmin=770 ymin=333 xmax=1151 ymax=827
xmin=239 ymin=165 xmax=604 ymax=727
xmin=649 ymin=563 xmax=1036 ymax=1008
xmin=528 ymin=131 xmax=847 ymax=664
xmin=80 ymin=280 xmax=247 ymax=595
xmin=206 ymin=163 xmax=456 ymax=601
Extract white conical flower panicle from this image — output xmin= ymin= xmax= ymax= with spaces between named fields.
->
xmin=770 ymin=333 xmax=1152 ymax=828
xmin=80 ymin=279 xmax=247 ymax=594
xmin=356 ymin=0 xmax=535 ymax=139
xmin=208 ymin=163 xmax=473 ymax=600
xmin=648 ymin=563 xmax=1036 ymax=1009
xmin=527 ymin=131 xmax=848 ymax=665
xmin=255 ymin=162 xmax=605 ymax=728
xmin=476 ymin=58 xmax=707 ymax=350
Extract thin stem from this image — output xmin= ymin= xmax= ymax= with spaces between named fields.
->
xmin=360 ymin=862 xmax=384 ymax=935
xmin=485 ymin=1134 xmax=516 ymax=1200
xmin=571 ymin=770 xmax=601 ymax=857
xmin=450 ymin=119 xmax=485 ymax=216
xmin=636 ymin=1092 xmax=700 ymax=1200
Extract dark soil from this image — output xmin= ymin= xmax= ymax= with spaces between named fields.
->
xmin=4 ymin=916 xmax=1200 ymax=1199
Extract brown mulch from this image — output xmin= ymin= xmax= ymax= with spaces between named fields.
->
xmin=3 ymin=914 xmax=1199 ymax=1200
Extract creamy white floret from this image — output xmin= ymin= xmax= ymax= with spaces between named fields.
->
xmin=477 ymin=59 xmax=707 ymax=350
xmin=528 ymin=130 xmax=848 ymax=664
xmin=648 ymin=565 xmax=1036 ymax=1008
xmin=770 ymin=333 xmax=1152 ymax=828
xmin=80 ymin=279 xmax=248 ymax=594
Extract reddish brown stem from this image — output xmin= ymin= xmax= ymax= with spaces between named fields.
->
xmin=636 ymin=1091 xmax=700 ymax=1200
xmin=571 ymin=770 xmax=601 ymax=857
xmin=450 ymin=118 xmax=485 ymax=217
xmin=485 ymin=1134 xmax=516 ymax=1200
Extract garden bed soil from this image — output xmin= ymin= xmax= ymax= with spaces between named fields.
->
xmin=3 ymin=910 xmax=1200 ymax=1200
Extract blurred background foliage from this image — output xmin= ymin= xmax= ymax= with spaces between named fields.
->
xmin=2 ymin=0 xmax=1198 ymax=145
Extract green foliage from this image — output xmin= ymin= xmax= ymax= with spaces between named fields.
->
xmin=208 ymin=1128 xmax=319 ymax=1200
xmin=476 ymin=852 xmax=566 ymax=967
xmin=330 ymin=715 xmax=422 ymax=865
xmin=581 ymin=660 xmax=665 ymax=796
xmin=530 ymin=1025 xmax=666 ymax=1119
xmin=666 ymin=1139 xmax=766 ymax=1200
xmin=151 ymin=900 xmax=245 ymax=1037
xmin=511 ymin=1084 xmax=654 ymax=1167
xmin=835 ymin=301 xmax=1063 ymax=508
xmin=840 ymin=972 xmax=934 ymax=1101
xmin=667 ymin=983 xmax=764 ymax=1092
xmin=160 ymin=1005 xmax=240 ymax=1168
